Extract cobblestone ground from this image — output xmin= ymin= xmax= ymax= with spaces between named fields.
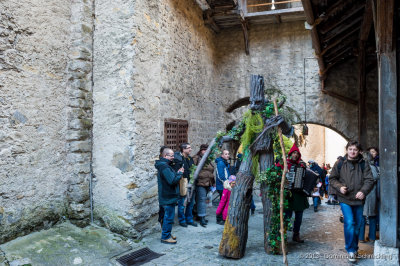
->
xmin=138 ymin=197 xmax=375 ymax=266
xmin=0 ymin=197 xmax=378 ymax=266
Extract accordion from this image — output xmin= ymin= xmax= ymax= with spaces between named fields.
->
xmin=285 ymin=165 xmax=319 ymax=196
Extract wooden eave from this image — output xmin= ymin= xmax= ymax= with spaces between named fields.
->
xmin=301 ymin=0 xmax=376 ymax=80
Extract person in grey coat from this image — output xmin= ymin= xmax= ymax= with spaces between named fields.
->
xmin=359 ymin=152 xmax=379 ymax=242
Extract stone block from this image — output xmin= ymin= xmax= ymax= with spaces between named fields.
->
xmin=68 ymin=183 xmax=90 ymax=203
xmin=68 ymin=118 xmax=92 ymax=130
xmin=68 ymin=140 xmax=92 ymax=153
xmin=68 ymin=98 xmax=93 ymax=109
xmin=68 ymin=60 xmax=92 ymax=73
xmin=73 ymin=162 xmax=91 ymax=174
xmin=66 ymin=129 xmax=90 ymax=141
xmin=67 ymin=153 xmax=91 ymax=164
xmin=68 ymin=89 xmax=87 ymax=99
xmin=374 ymin=241 xmax=399 ymax=265
xmin=70 ymin=47 xmax=92 ymax=61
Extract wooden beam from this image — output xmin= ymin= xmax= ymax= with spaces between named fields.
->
xmin=378 ymin=51 xmax=398 ymax=248
xmin=357 ymin=40 xmax=367 ymax=147
xmin=244 ymin=6 xmax=303 ymax=17
xmin=320 ymin=28 xmax=359 ymax=56
xmin=324 ymin=46 xmax=353 ymax=64
xmin=321 ymin=16 xmax=363 ymax=43
xmin=247 ymin=0 xmax=301 ymax=8
xmin=376 ymin=0 xmax=395 ymax=53
xmin=370 ymin=0 xmax=379 ymax=49
xmin=301 ymin=0 xmax=326 ymax=77
xmin=319 ymin=4 xmax=365 ymax=35
xmin=321 ymin=89 xmax=358 ymax=105
xmin=241 ymin=18 xmax=249 ymax=55
xmin=325 ymin=0 xmax=358 ymax=18
xmin=323 ymin=36 xmax=358 ymax=59
xmin=204 ymin=10 xmax=221 ymax=33
xmin=320 ymin=54 xmax=353 ymax=80
xmin=359 ymin=0 xmax=373 ymax=41
xmin=357 ymin=0 xmax=373 ymax=148
xmin=301 ymin=0 xmax=315 ymax=24
xmin=209 ymin=9 xmax=240 ymax=16
xmin=365 ymin=57 xmax=377 ymax=74
xmin=376 ymin=0 xmax=397 ymax=247
xmin=273 ymin=15 xmax=282 ymax=24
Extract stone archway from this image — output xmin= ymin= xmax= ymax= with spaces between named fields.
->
xmin=293 ymin=123 xmax=348 ymax=167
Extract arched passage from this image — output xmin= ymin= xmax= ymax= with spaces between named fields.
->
xmin=293 ymin=123 xmax=348 ymax=167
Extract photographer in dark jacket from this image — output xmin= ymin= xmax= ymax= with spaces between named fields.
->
xmin=173 ymin=143 xmax=197 ymax=227
xmin=329 ymin=141 xmax=374 ymax=262
xmin=155 ymin=148 xmax=184 ymax=244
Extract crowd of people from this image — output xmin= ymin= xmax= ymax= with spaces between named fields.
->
xmin=155 ymin=143 xmax=239 ymax=244
xmin=155 ymin=140 xmax=381 ymax=263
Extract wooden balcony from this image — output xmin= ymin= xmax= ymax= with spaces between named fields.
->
xmin=197 ymin=0 xmax=305 ymax=31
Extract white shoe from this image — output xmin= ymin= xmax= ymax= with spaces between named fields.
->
xmin=348 ymin=252 xmax=356 ymax=262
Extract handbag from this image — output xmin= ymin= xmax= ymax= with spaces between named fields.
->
xmin=180 ymin=177 xmax=188 ymax=196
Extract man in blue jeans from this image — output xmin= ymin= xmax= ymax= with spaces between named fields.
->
xmin=329 ymin=141 xmax=374 ymax=262
xmin=155 ymin=148 xmax=184 ymax=244
xmin=173 ymin=143 xmax=197 ymax=227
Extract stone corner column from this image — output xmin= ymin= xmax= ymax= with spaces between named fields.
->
xmin=374 ymin=241 xmax=399 ymax=266
xmin=66 ymin=0 xmax=95 ymax=227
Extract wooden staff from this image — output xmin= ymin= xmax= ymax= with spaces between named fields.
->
xmin=273 ymin=100 xmax=288 ymax=266
xmin=187 ymin=138 xmax=216 ymax=202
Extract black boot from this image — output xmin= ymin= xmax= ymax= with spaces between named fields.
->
xmin=217 ymin=220 xmax=225 ymax=225
xmin=216 ymin=214 xmax=222 ymax=224
xmin=293 ymin=233 xmax=304 ymax=243
xmin=200 ymin=217 xmax=207 ymax=227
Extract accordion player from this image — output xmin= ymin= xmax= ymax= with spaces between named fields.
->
xmin=285 ymin=165 xmax=319 ymax=196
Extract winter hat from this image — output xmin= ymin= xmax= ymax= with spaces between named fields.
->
xmin=199 ymin=144 xmax=208 ymax=151
xmin=308 ymin=159 xmax=315 ymax=164
xmin=228 ymin=175 xmax=236 ymax=183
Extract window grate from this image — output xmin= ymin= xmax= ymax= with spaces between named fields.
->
xmin=116 ymin=247 xmax=164 ymax=266
xmin=164 ymin=119 xmax=188 ymax=151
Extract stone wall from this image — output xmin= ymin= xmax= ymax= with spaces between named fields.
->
xmin=0 ymin=1 xmax=73 ymax=243
xmin=325 ymin=59 xmax=379 ymax=146
xmin=0 ymin=0 xmax=380 ymax=243
xmin=92 ymin=0 xmax=138 ymax=237
xmin=214 ymin=21 xmax=379 ymax=145
xmin=92 ymin=0 xmax=226 ymax=238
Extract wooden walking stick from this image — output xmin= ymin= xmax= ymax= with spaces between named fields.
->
xmin=273 ymin=100 xmax=289 ymax=266
xmin=188 ymin=138 xmax=217 ymax=202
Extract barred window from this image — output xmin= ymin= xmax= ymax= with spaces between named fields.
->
xmin=164 ymin=119 xmax=188 ymax=151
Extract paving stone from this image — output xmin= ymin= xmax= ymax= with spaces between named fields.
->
xmin=139 ymin=197 xmax=375 ymax=265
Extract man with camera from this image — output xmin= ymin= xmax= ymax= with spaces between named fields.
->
xmin=155 ymin=148 xmax=184 ymax=244
xmin=173 ymin=143 xmax=197 ymax=227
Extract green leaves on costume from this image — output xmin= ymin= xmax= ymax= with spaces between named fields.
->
xmin=259 ymin=166 xmax=291 ymax=254
xmin=240 ymin=110 xmax=264 ymax=151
